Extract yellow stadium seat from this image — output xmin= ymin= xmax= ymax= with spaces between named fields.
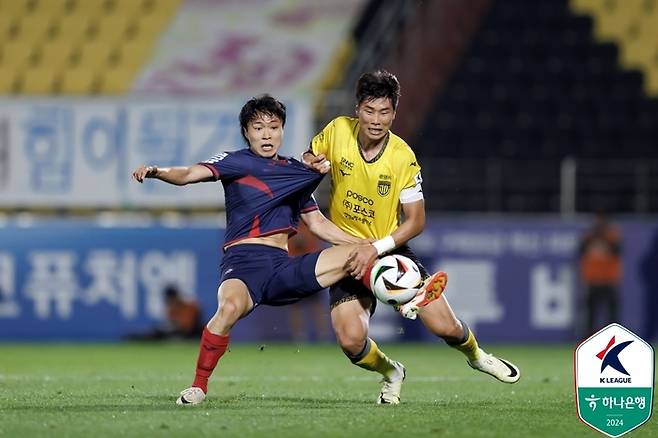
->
xmin=117 ymin=40 xmax=152 ymax=66
xmin=0 ymin=16 xmax=18 ymax=39
xmin=53 ymin=13 xmax=93 ymax=41
xmin=0 ymin=0 xmax=31 ymax=19
xmin=134 ymin=14 xmax=169 ymax=37
xmin=93 ymin=15 xmax=133 ymax=44
xmin=148 ymin=0 xmax=181 ymax=17
xmin=20 ymin=68 xmax=58 ymax=94
xmin=70 ymin=0 xmax=109 ymax=19
xmin=571 ymin=0 xmax=601 ymax=15
xmin=1 ymin=41 xmax=35 ymax=68
xmin=0 ymin=67 xmax=18 ymax=93
xmin=33 ymin=0 xmax=71 ymax=19
xmin=111 ymin=0 xmax=147 ymax=18
xmin=98 ymin=66 xmax=136 ymax=94
xmin=75 ymin=41 xmax=116 ymax=69
xmin=59 ymin=67 xmax=97 ymax=94
xmin=36 ymin=42 xmax=76 ymax=70
xmin=16 ymin=15 xmax=54 ymax=45
xmin=594 ymin=0 xmax=643 ymax=41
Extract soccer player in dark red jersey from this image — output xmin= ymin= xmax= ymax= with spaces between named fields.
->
xmin=132 ymin=94 xmax=444 ymax=406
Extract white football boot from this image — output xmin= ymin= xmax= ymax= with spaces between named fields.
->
xmin=398 ymin=271 xmax=448 ymax=320
xmin=377 ymin=361 xmax=406 ymax=405
xmin=176 ymin=387 xmax=206 ymax=405
xmin=467 ymin=348 xmax=520 ymax=383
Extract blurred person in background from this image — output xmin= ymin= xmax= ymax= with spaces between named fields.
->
xmin=131 ymin=94 xmax=446 ymax=406
xmin=303 ymin=70 xmax=520 ymax=405
xmin=125 ymin=285 xmax=204 ymax=341
xmin=578 ymin=211 xmax=622 ymax=336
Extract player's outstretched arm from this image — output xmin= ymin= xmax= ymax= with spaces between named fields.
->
xmin=301 ymin=210 xmax=366 ymax=245
xmin=132 ymin=164 xmax=214 ymax=186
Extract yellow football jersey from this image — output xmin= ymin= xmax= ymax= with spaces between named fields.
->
xmin=310 ymin=116 xmax=422 ymax=239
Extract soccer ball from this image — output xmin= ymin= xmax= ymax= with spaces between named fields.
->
xmin=369 ymin=254 xmax=422 ymax=305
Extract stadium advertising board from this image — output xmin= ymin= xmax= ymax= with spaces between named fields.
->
xmin=0 ymin=98 xmax=311 ymax=208
xmin=135 ymin=0 xmax=365 ymax=96
xmin=0 ymin=219 xmax=655 ymax=342
xmin=409 ymin=219 xmax=656 ymax=343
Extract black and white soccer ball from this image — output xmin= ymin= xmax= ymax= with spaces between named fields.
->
xmin=369 ymin=254 xmax=422 ymax=305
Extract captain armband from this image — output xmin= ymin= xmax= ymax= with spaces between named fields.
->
xmin=399 ymin=182 xmax=424 ymax=203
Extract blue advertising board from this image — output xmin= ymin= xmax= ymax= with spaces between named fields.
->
xmin=1 ymin=218 xmax=656 ymax=343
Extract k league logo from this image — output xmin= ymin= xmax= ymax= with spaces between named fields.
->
xmin=597 ymin=336 xmax=632 ymax=381
xmin=575 ymin=323 xmax=654 ymax=437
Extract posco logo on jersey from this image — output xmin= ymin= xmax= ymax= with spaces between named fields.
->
xmin=345 ymin=190 xmax=374 ymax=205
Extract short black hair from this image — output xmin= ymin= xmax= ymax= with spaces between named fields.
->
xmin=356 ymin=70 xmax=401 ymax=109
xmin=239 ymin=94 xmax=286 ymax=143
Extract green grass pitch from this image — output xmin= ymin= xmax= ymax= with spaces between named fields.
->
xmin=0 ymin=343 xmax=655 ymax=437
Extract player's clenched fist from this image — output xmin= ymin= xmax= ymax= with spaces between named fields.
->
xmin=132 ymin=165 xmax=158 ymax=183
xmin=301 ymin=151 xmax=331 ymax=174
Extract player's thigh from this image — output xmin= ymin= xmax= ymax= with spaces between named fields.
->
xmin=330 ymin=298 xmax=371 ymax=339
xmin=314 ymin=245 xmax=357 ymax=286
xmin=418 ymin=295 xmax=462 ymax=337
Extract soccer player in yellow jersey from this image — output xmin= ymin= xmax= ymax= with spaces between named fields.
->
xmin=303 ymin=70 xmax=520 ymax=405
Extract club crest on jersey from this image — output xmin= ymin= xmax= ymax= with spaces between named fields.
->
xmin=377 ymin=174 xmax=392 ymax=197
xmin=377 ymin=180 xmax=391 ymax=196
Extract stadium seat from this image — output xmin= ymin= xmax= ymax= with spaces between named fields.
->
xmin=69 ymin=0 xmax=110 ymax=19
xmin=36 ymin=42 xmax=75 ymax=71
xmin=60 ymin=67 xmax=98 ymax=94
xmin=0 ymin=67 xmax=17 ymax=93
xmin=0 ymin=0 xmax=30 ymax=19
xmin=111 ymin=0 xmax=148 ymax=18
xmin=0 ymin=16 xmax=16 ymax=40
xmin=33 ymin=0 xmax=71 ymax=19
xmin=118 ymin=40 xmax=152 ymax=66
xmin=15 ymin=15 xmax=54 ymax=45
xmin=75 ymin=42 xmax=116 ymax=69
xmin=20 ymin=68 xmax=58 ymax=94
xmin=53 ymin=14 xmax=93 ymax=42
xmin=93 ymin=16 xmax=133 ymax=44
xmin=99 ymin=66 xmax=137 ymax=94
xmin=1 ymin=41 xmax=35 ymax=69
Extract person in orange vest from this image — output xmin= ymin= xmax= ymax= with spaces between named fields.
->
xmin=578 ymin=212 xmax=622 ymax=335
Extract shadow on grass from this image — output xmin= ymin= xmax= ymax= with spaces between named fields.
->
xmin=2 ymin=394 xmax=445 ymax=413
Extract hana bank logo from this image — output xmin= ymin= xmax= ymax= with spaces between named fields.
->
xmin=597 ymin=336 xmax=633 ymax=383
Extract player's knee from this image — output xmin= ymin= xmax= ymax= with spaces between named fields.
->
xmin=334 ymin=328 xmax=367 ymax=355
xmin=217 ymin=299 xmax=242 ymax=322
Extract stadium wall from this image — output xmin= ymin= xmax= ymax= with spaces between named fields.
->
xmin=0 ymin=98 xmax=312 ymax=208
xmin=1 ymin=217 xmax=655 ymax=343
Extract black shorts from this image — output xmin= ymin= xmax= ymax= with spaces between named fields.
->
xmin=329 ymin=244 xmax=430 ymax=314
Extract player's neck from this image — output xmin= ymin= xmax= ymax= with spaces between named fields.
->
xmin=358 ymin=132 xmax=389 ymax=162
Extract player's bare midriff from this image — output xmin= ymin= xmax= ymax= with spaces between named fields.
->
xmin=225 ymin=232 xmax=289 ymax=251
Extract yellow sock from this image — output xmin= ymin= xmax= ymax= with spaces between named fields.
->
xmin=352 ymin=338 xmax=398 ymax=379
xmin=452 ymin=325 xmax=480 ymax=362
